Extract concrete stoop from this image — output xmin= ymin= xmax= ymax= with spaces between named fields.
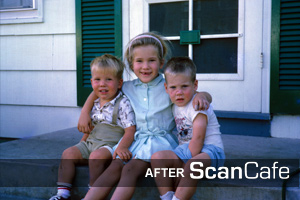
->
xmin=0 ymin=180 xmax=299 ymax=200
xmin=0 ymin=127 xmax=299 ymax=200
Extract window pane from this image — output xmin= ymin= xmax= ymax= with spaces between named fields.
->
xmin=149 ymin=0 xmax=238 ymax=36
xmin=0 ymin=0 xmax=33 ymax=10
xmin=160 ymin=40 xmax=188 ymax=73
xmin=149 ymin=0 xmax=239 ymax=75
xmin=194 ymin=0 xmax=238 ymax=34
xmin=150 ymin=2 xmax=188 ymax=36
xmin=170 ymin=40 xmax=188 ymax=58
xmin=193 ymin=38 xmax=237 ymax=73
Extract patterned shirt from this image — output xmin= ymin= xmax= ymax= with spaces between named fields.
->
xmin=173 ymin=95 xmax=224 ymax=149
xmin=90 ymin=91 xmax=136 ymax=129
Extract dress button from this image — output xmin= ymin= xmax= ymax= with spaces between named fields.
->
xmin=144 ymin=98 xmax=147 ymax=101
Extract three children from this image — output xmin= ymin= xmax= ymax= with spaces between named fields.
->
xmin=51 ymin=32 xmax=224 ymax=200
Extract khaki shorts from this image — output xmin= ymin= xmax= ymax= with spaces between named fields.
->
xmin=75 ymin=141 xmax=114 ymax=159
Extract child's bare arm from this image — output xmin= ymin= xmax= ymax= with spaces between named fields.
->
xmin=193 ymin=92 xmax=212 ymax=111
xmin=113 ymin=125 xmax=136 ymax=161
xmin=189 ymin=113 xmax=207 ymax=157
xmin=78 ymin=91 xmax=98 ymax=134
xmin=80 ymin=133 xmax=89 ymax=142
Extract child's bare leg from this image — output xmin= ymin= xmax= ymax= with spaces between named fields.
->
xmin=111 ymin=159 xmax=150 ymax=200
xmin=58 ymin=146 xmax=87 ymax=184
xmin=174 ymin=153 xmax=211 ymax=200
xmin=151 ymin=150 xmax=183 ymax=197
xmin=88 ymin=147 xmax=112 ymax=186
xmin=84 ymin=159 xmax=124 ymax=200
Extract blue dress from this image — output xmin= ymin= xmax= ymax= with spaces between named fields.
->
xmin=114 ymin=74 xmax=178 ymax=161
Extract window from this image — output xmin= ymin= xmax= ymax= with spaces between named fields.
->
xmin=0 ymin=0 xmax=43 ymax=24
xmin=0 ymin=0 xmax=35 ymax=11
xmin=147 ymin=0 xmax=244 ymax=80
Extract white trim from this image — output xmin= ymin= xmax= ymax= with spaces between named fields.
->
xmin=0 ymin=0 xmax=43 ymax=24
xmin=188 ymin=0 xmax=193 ymax=59
xmin=261 ymin=0 xmax=271 ymax=113
xmin=166 ymin=33 xmax=243 ymax=40
xmin=201 ymin=33 xmax=243 ymax=39
xmin=143 ymin=0 xmax=245 ymax=81
xmin=0 ymin=7 xmax=36 ymax=12
xmin=123 ymin=0 xmax=138 ymax=81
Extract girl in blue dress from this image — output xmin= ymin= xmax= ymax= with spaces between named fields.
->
xmin=78 ymin=32 xmax=212 ymax=200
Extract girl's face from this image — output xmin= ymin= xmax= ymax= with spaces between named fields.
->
xmin=132 ymin=45 xmax=163 ymax=83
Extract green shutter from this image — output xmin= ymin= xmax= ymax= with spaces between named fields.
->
xmin=76 ymin=0 xmax=122 ymax=106
xmin=270 ymin=0 xmax=300 ymax=114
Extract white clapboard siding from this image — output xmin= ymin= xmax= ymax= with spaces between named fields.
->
xmin=0 ymin=35 xmax=76 ymax=71
xmin=0 ymin=0 xmax=79 ymax=138
xmin=0 ymin=71 xmax=78 ymax=107
xmin=0 ymin=105 xmax=81 ymax=138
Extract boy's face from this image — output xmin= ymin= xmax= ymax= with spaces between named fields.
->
xmin=91 ymin=66 xmax=123 ymax=105
xmin=164 ymin=73 xmax=198 ymax=107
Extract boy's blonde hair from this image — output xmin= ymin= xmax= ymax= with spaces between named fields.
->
xmin=124 ymin=32 xmax=170 ymax=71
xmin=90 ymin=54 xmax=125 ymax=80
xmin=164 ymin=57 xmax=197 ymax=83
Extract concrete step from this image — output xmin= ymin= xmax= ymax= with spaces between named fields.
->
xmin=0 ymin=194 xmax=45 ymax=200
xmin=0 ymin=127 xmax=299 ymax=200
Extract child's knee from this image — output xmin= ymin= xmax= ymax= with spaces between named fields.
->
xmin=152 ymin=150 xmax=177 ymax=161
xmin=89 ymin=149 xmax=111 ymax=160
xmin=62 ymin=146 xmax=81 ymax=159
xmin=151 ymin=150 xmax=167 ymax=159
xmin=151 ymin=152 xmax=160 ymax=160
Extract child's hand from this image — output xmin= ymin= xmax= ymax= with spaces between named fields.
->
xmin=193 ymin=98 xmax=210 ymax=111
xmin=113 ymin=146 xmax=132 ymax=162
xmin=77 ymin=112 xmax=93 ymax=134
xmin=193 ymin=92 xmax=212 ymax=111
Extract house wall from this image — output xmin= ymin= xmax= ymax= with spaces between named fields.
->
xmin=0 ymin=0 xmax=82 ymax=138
xmin=0 ymin=0 xmax=298 ymax=139
xmin=271 ymin=116 xmax=300 ymax=139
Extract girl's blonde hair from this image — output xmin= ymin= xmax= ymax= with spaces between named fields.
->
xmin=124 ymin=32 xmax=170 ymax=71
xmin=90 ymin=54 xmax=124 ymax=80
